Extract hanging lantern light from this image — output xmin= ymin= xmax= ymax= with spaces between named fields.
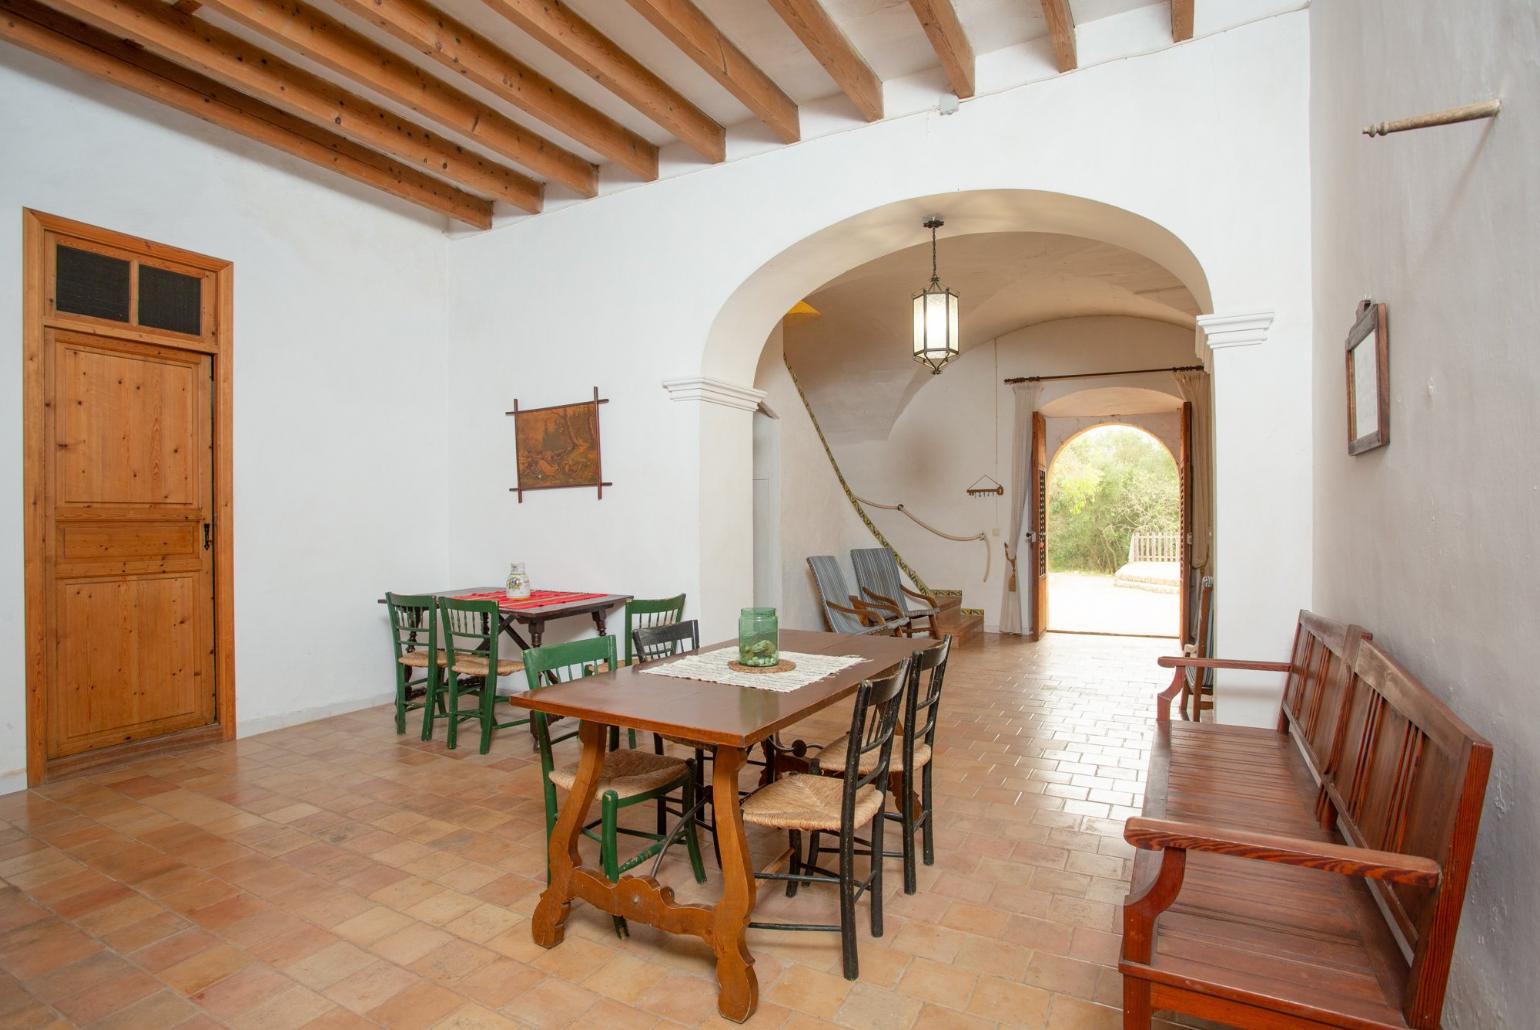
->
xmin=912 ymin=216 xmax=959 ymax=374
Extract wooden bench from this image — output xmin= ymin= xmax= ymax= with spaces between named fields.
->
xmin=1121 ymin=611 xmax=1492 ymax=1029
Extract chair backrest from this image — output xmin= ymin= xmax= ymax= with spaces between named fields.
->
xmin=632 ymin=620 xmax=699 ymax=664
xmin=1318 ymin=639 xmax=1492 ymax=1026
xmin=1276 ymin=611 xmax=1370 ymax=782
xmin=622 ymin=595 xmax=685 ymax=664
xmin=902 ymin=636 xmax=952 ymax=769
xmin=438 ymin=595 xmax=501 ymax=669
xmin=851 ymin=547 xmax=908 ymax=615
xmin=522 ymin=636 xmax=619 ymax=780
xmin=385 ymin=592 xmax=437 ymax=662
xmin=807 ymin=555 xmax=865 ymax=633
xmin=836 ymin=661 xmax=910 ymax=802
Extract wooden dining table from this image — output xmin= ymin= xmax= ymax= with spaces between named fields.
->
xmin=505 ymin=628 xmax=933 ymax=1023
xmin=377 ymin=587 xmax=631 ymax=652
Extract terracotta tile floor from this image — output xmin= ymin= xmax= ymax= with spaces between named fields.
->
xmin=0 ymin=632 xmax=1190 ymax=1030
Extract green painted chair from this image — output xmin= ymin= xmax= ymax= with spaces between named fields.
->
xmin=611 ymin=593 xmax=687 ymax=750
xmin=524 ymin=635 xmax=707 ymax=936
xmin=436 ymin=596 xmax=529 ymax=753
xmin=385 ymin=592 xmax=447 ymax=739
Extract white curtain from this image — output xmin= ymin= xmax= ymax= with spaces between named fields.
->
xmin=1173 ymin=370 xmax=1213 ymax=640
xmin=999 ymin=382 xmax=1042 ymax=635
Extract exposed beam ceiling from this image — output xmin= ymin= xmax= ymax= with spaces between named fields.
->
xmin=329 ymin=0 xmax=657 ymax=181
xmin=1040 ymin=0 xmax=1076 ymax=72
xmin=0 ymin=0 xmax=492 ymax=227
xmin=202 ymin=0 xmax=598 ymax=196
xmin=623 ymin=0 xmax=799 ymax=144
xmin=49 ymin=0 xmax=543 ymax=211
xmin=1171 ymin=0 xmax=1194 ymax=41
xmin=765 ymin=0 xmax=882 ymax=121
xmin=477 ymin=0 xmax=726 ymax=162
xmin=908 ymin=0 xmax=973 ymax=98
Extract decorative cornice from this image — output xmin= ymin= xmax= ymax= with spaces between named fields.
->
xmin=660 ymin=376 xmax=766 ymax=411
xmin=1197 ymin=310 xmax=1275 ymax=351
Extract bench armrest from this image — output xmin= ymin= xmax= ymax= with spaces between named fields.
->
xmin=1124 ymin=816 xmax=1441 ymax=887
xmin=900 ymin=584 xmax=937 ymax=607
xmin=1156 ymin=656 xmax=1292 ymax=672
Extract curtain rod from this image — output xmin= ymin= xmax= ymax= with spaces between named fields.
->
xmin=1003 ymin=364 xmax=1204 ymax=385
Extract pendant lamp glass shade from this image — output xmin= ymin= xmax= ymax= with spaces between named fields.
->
xmin=912 ymin=217 xmax=959 ymax=374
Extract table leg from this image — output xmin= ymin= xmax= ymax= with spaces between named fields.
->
xmin=593 ymin=610 xmax=609 ymax=636
xmin=528 ymin=727 xmax=759 ymax=1024
xmin=709 ymin=745 xmax=759 ymax=1022
xmin=532 ymin=720 xmax=606 ymax=947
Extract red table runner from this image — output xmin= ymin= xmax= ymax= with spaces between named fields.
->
xmin=456 ymin=589 xmax=611 ymax=612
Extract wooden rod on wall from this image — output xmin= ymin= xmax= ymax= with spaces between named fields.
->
xmin=1003 ymin=364 xmax=1204 ymax=385
xmin=1362 ymin=99 xmax=1500 ymax=138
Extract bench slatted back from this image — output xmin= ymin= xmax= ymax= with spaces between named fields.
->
xmin=1321 ymin=638 xmax=1492 ymax=1027
xmin=1277 ymin=611 xmax=1368 ymax=785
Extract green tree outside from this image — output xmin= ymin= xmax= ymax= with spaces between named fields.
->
xmin=1047 ymin=425 xmax=1179 ymax=574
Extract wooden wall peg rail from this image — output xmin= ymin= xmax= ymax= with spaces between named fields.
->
xmin=1363 ymin=99 xmax=1500 ymax=137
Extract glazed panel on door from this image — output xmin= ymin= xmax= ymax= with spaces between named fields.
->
xmin=44 ymin=330 xmax=215 ymax=759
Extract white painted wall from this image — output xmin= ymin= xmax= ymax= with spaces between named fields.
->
xmin=0 ymin=49 xmax=453 ymax=790
xmin=446 ymin=13 xmax=1314 ymax=675
xmin=823 ymin=317 xmax=1191 ymax=631
xmin=1309 ymin=1 xmax=1539 ymax=1024
xmin=753 ymin=331 xmax=873 ymax=632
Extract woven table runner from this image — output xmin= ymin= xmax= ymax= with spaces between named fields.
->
xmin=640 ymin=646 xmax=865 ymax=693
xmin=455 ymin=589 xmax=609 ymax=611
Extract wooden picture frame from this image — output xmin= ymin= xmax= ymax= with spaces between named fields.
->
xmin=507 ymin=386 xmax=612 ymax=501
xmin=1345 ymin=302 xmax=1389 ymax=455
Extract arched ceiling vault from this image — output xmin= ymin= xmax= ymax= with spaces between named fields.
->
xmin=783 ymin=231 xmax=1199 ymax=442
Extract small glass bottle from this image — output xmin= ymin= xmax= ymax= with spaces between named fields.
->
xmin=738 ymin=607 xmax=779 ymax=667
xmin=505 ymin=562 xmax=531 ymax=599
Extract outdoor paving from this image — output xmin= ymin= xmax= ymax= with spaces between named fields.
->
xmin=1046 ymin=574 xmax=1179 ymax=638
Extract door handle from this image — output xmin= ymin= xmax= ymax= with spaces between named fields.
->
xmin=203 ymin=522 xmax=212 ymax=551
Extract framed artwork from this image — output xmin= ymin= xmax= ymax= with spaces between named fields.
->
xmin=1345 ymin=302 xmax=1389 ymax=455
xmin=507 ymin=387 xmax=611 ymax=501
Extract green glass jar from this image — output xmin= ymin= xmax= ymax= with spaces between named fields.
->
xmin=738 ymin=607 xmax=779 ymax=667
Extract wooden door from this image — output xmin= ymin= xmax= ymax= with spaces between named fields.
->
xmin=1179 ymin=401 xmax=1193 ymax=644
xmin=1028 ymin=412 xmax=1049 ymax=641
xmin=44 ymin=331 xmax=216 ymax=758
xmin=25 ymin=212 xmax=233 ymax=782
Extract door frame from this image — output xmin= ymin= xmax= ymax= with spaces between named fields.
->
xmin=22 ymin=209 xmax=236 ymax=786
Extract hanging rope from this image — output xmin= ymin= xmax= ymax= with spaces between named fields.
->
xmin=852 ymin=496 xmax=991 ymax=583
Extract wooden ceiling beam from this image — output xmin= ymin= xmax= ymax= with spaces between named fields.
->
xmin=477 ymin=0 xmax=725 ymax=163
xmin=908 ymin=0 xmax=974 ymax=98
xmin=48 ymin=0 xmax=542 ymax=211
xmin=199 ymin=0 xmax=596 ymax=196
xmin=1039 ymin=0 xmax=1076 ymax=72
xmin=0 ymin=0 xmax=492 ymax=227
xmin=1171 ymin=0 xmax=1194 ymax=42
xmin=765 ymin=0 xmax=882 ymax=121
xmin=328 ymin=0 xmax=657 ymax=180
xmin=623 ymin=0 xmax=798 ymax=144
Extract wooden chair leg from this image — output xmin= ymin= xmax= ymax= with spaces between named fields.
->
xmin=478 ymin=678 xmax=497 ymax=755
xmin=600 ymin=791 xmax=628 ymax=938
xmin=838 ymin=827 xmax=859 ymax=980
xmin=1122 ymin=978 xmax=1152 ymax=1028
xmin=869 ymin=806 xmax=886 ymax=937
xmin=393 ymin=670 xmax=408 ymax=735
xmin=786 ymin=829 xmax=802 ymax=897
xmin=921 ymin=764 xmax=935 ymax=866
xmin=445 ymin=675 xmax=462 ymax=750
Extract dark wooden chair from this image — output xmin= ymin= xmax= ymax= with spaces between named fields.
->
xmin=741 ymin=660 xmax=909 ymax=980
xmin=631 ymin=620 xmax=716 ymax=847
xmin=850 ymin=547 xmax=940 ymax=638
xmin=807 ymin=555 xmax=898 ymax=635
xmin=384 ymin=592 xmax=446 ymax=739
xmin=819 ymin=635 xmax=951 ymax=894
xmin=1122 ymin=611 xmax=1493 ymax=1029
xmin=611 ymin=594 xmax=686 ymax=749
xmin=1174 ymin=575 xmax=1213 ymax=720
